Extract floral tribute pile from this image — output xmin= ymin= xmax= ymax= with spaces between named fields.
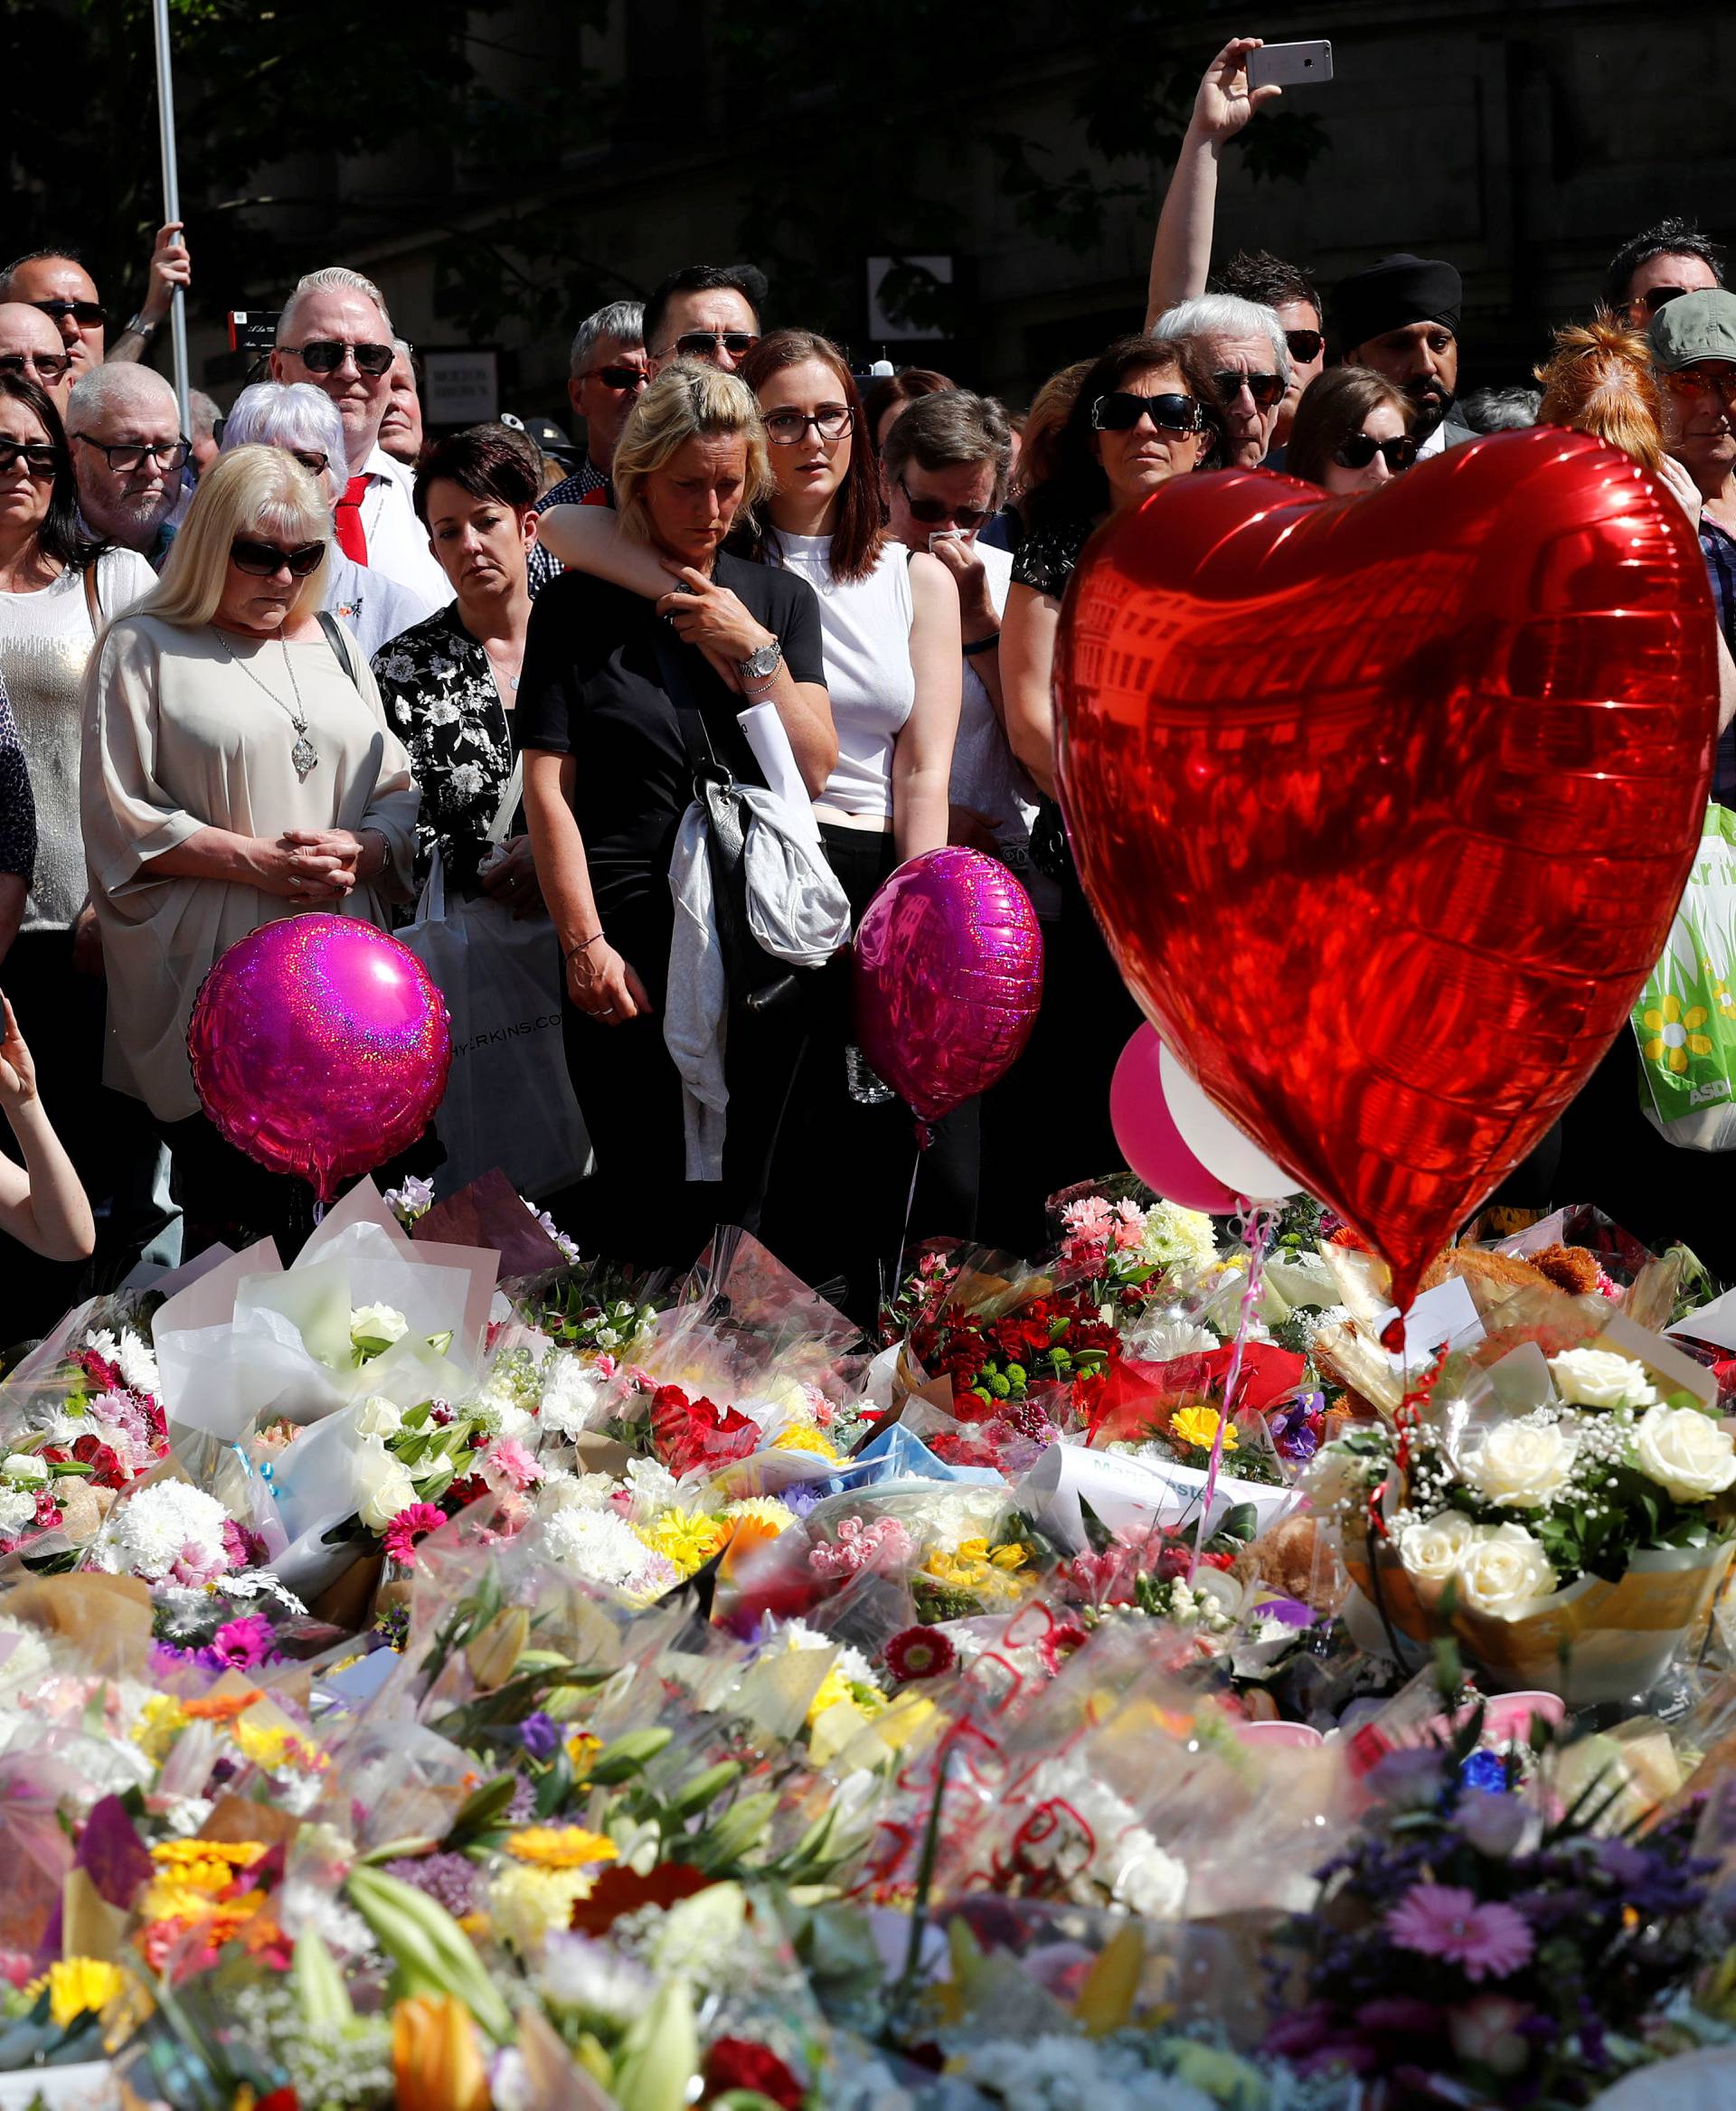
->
xmin=0 ymin=1182 xmax=1731 ymax=2110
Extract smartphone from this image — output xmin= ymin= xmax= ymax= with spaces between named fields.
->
xmin=1247 ymin=40 xmax=1333 ymax=90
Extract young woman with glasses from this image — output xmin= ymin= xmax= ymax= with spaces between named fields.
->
xmin=80 ymin=445 xmax=417 ymax=1257
xmin=997 ymin=334 xmax=1214 ymax=1249
xmin=1285 ymin=366 xmax=1419 ymax=494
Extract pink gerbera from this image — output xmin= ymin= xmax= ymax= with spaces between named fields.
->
xmin=883 ymin=1625 xmax=957 ymax=1682
xmin=1386 ymin=1883 xmax=1534 ymax=1983
xmin=481 ymin=1437 xmax=539 ymax=1491
xmin=382 ymin=1502 xmax=450 ymax=1567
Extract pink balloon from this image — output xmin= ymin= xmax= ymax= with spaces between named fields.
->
xmin=189 ymin=914 xmax=452 ymax=1201
xmin=853 ymin=847 xmax=1043 ymax=1126
xmin=1109 ymin=1026 xmax=1239 ymax=1212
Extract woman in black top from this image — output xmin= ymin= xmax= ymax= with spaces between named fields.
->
xmin=519 ymin=363 xmax=835 ymax=1268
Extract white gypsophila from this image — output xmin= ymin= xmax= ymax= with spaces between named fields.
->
xmin=1549 ymin=1348 xmax=1658 ymax=1412
xmin=1398 ymin=1509 xmax=1478 ymax=1587
xmin=1633 ymin=1402 xmax=1736 ymax=1502
xmin=0 ymin=1488 xmax=38 ymax=1538
xmin=769 ymin=1617 xmax=879 ymax=1692
xmin=276 ymin=1879 xmax=377 ymax=1961
xmin=538 ymin=1352 xmax=613 ymax=1438
xmin=540 ymin=1503 xmax=658 ymax=1591
xmin=956 ymin=2036 xmax=1212 ymax=2111
xmin=1465 ymin=1416 xmax=1578 ymax=1510
xmin=1454 ymin=1522 xmax=1557 ymax=1615
xmin=113 ymin=1328 xmax=159 ymax=1397
xmin=111 ymin=1481 xmax=231 ymax=1580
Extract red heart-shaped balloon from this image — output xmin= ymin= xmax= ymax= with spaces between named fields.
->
xmin=1055 ymin=429 xmax=1716 ymax=1309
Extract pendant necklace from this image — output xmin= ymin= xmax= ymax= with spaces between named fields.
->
xmin=212 ymin=629 xmax=320 ymax=779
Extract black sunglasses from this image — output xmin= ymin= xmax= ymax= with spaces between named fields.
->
xmin=0 ymin=349 xmax=72 ymax=382
xmin=1333 ymin=432 xmax=1420 ymax=472
xmin=0 ymin=438 xmax=58 ymax=478
xmin=278 ymin=339 xmax=395 ymax=378
xmin=584 ymin=363 xmax=647 ymax=391
xmin=1285 ymin=329 xmax=1324 ymax=364
xmin=30 ymin=298 xmax=106 ymax=330
xmin=231 ymin=537 xmax=326 ymax=578
xmin=1212 ymin=371 xmax=1287 ymax=410
xmin=289 ymin=448 xmax=330 ymax=476
xmin=1629 ymin=286 xmax=1693 ymax=320
xmin=897 ymin=476 xmax=989 ymax=530
xmin=1090 ymin=391 xmax=1204 ymax=435
xmin=673 ymin=331 xmax=759 ymax=358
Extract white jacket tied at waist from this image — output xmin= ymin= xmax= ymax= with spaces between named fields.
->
xmin=664 ymin=787 xmax=853 ymax=1180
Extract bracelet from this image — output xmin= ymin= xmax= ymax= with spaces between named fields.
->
xmin=962 ymin=632 xmax=1001 ymax=657
xmin=563 ymin=933 xmax=606 ymax=959
xmin=123 ymin=312 xmax=159 ymax=344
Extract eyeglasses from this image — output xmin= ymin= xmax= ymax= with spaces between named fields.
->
xmin=1333 ymin=432 xmax=1420 ymax=472
xmin=1212 ymin=371 xmax=1288 ymax=410
xmin=278 ymin=339 xmax=396 ymax=378
xmin=673 ymin=331 xmax=759 ymax=360
xmin=71 ymin=434 xmax=191 ymax=474
xmin=1090 ymin=391 xmax=1205 ymax=435
xmin=0 ymin=350 xmax=72 ymax=383
xmin=1628 ymin=287 xmax=1693 ymax=322
xmin=1663 ymin=365 xmax=1736 ymax=404
xmin=763 ymin=405 xmax=854 ymax=446
xmin=896 ymin=476 xmax=989 ymax=530
xmin=231 ymin=537 xmax=326 ymax=578
xmin=583 ymin=363 xmax=647 ymax=391
xmin=290 ymin=449 xmax=331 ymax=477
xmin=29 ymin=298 xmax=106 ymax=331
xmin=0 ymin=438 xmax=58 ymax=478
xmin=1285 ymin=329 xmax=1324 ymax=364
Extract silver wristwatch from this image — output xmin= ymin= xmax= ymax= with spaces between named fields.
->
xmin=737 ymin=639 xmax=782 ymax=686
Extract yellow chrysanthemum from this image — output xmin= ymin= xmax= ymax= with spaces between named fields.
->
xmin=488 ymin=1863 xmax=595 ymax=1952
xmin=503 ymin=1825 xmax=618 ymax=1871
xmin=46 ymin=1958 xmax=123 ymax=2031
xmin=1171 ymin=1405 xmax=1237 ymax=1453
xmin=639 ymin=1507 xmax=726 ymax=1577
xmin=131 ymin=1693 xmax=188 ymax=1760
xmin=769 ymin=1424 xmax=840 ymax=1461
xmin=150 ymin=1840 xmax=268 ymax=1881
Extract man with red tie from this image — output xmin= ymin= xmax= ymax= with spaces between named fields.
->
xmin=269 ymin=268 xmax=447 ymax=614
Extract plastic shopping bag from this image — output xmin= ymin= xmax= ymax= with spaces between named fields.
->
xmin=1632 ymin=802 xmax=1736 ymax=1150
xmin=401 ymin=852 xmax=592 ymax=1200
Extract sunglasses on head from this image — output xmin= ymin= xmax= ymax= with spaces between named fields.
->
xmin=1333 ymin=432 xmax=1420 ymax=472
xmin=1664 ymin=364 xmax=1736 ymax=404
xmin=584 ymin=363 xmax=646 ymax=391
xmin=1285 ymin=328 xmax=1324 ymax=364
xmin=231 ymin=537 xmax=326 ymax=578
xmin=0 ymin=438 xmax=58 ymax=478
xmin=673 ymin=331 xmax=759 ymax=358
xmin=278 ymin=338 xmax=395 ymax=378
xmin=0 ymin=349 xmax=72 ymax=382
xmin=1090 ymin=390 xmax=1204 ymax=435
xmin=896 ymin=476 xmax=989 ymax=530
xmin=1212 ymin=370 xmax=1287 ymax=410
xmin=30 ymin=298 xmax=106 ymax=330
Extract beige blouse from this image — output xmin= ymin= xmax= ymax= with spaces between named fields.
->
xmin=80 ymin=614 xmax=420 ymax=1121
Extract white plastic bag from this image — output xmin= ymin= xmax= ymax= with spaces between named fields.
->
xmin=1631 ymin=802 xmax=1736 ymax=1150
xmin=399 ymin=759 xmax=591 ymax=1200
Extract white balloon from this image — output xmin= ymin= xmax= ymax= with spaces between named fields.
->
xmin=1157 ymin=1041 xmax=1301 ymax=1204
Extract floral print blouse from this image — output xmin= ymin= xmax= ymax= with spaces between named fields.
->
xmin=0 ymin=667 xmax=33 ymax=884
xmin=370 ymin=602 xmax=514 ymax=894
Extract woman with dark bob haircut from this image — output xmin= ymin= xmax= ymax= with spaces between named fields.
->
xmin=370 ymin=425 xmax=545 ymax=902
xmin=1285 ymin=365 xmax=1417 ymax=494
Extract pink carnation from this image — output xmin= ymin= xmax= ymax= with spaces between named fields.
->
xmin=382 ymin=1502 xmax=450 ymax=1567
xmin=169 ymin=1541 xmax=229 ymax=1588
xmin=1386 ymin=1883 xmax=1534 ymax=1983
xmin=808 ymin=1514 xmax=915 ymax=1579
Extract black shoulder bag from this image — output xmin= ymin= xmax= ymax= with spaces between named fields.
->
xmin=647 ymin=621 xmax=800 ymax=1021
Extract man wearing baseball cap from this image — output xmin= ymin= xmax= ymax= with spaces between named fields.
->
xmin=1653 ymin=288 xmax=1736 ymax=798
xmin=1333 ymin=252 xmax=1474 ymax=455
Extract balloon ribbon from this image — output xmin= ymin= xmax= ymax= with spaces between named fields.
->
xmin=1187 ymin=1202 xmax=1276 ymax=1585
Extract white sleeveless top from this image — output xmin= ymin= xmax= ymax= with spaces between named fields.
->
xmin=767 ymin=530 xmax=914 ymax=819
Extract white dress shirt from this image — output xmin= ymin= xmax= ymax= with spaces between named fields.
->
xmin=355 ymin=446 xmax=448 ymax=613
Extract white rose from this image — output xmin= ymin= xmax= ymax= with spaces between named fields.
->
xmin=0 ymin=1488 xmax=38 ymax=1535
xmin=3 ymin=1454 xmax=48 ymax=1485
xmin=1454 ymin=1522 xmax=1557 ymax=1616
xmin=357 ymin=1461 xmax=418 ymax=1532
xmin=1398 ymin=1509 xmax=1479 ymax=1594
xmin=1633 ymin=1402 xmax=1736 ymax=1503
xmin=354 ymin=1396 xmax=403 ymax=1439
xmin=1464 ymin=1418 xmax=1577 ymax=1510
xmin=351 ymin=1303 xmax=409 ymax=1348
xmin=1548 ymin=1348 xmax=1658 ymax=1411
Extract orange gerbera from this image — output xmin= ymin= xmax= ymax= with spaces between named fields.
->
xmin=183 ymin=1689 xmax=265 ymax=1722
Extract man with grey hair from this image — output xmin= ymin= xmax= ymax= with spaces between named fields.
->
xmin=378 ymin=342 xmax=425 ymax=468
xmin=269 ymin=266 xmax=445 ymax=612
xmin=528 ymin=298 xmax=646 ymax=596
xmin=65 ymin=362 xmax=188 ymax=566
xmin=1151 ymin=292 xmax=1290 ymax=470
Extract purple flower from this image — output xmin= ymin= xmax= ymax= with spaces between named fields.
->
xmin=380 ymin=1851 xmax=477 ymax=1917
xmin=518 ymin=1711 xmax=561 ymax=1760
xmin=222 ymin=1517 xmax=267 ymax=1569
xmin=1459 ymin=1748 xmax=1510 ymax=1796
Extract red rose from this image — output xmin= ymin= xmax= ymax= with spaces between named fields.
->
xmin=702 ymin=2037 xmax=806 ymax=2109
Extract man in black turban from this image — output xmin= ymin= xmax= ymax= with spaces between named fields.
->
xmin=1333 ymin=253 xmax=1473 ymax=451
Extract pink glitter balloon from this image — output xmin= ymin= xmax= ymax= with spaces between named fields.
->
xmin=853 ymin=847 xmax=1043 ymax=1129
xmin=188 ymin=914 xmax=452 ymax=1201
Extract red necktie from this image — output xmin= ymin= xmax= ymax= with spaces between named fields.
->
xmin=335 ymin=475 xmax=369 ymax=563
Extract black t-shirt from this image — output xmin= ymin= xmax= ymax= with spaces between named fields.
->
xmin=515 ymin=553 xmax=826 ymax=931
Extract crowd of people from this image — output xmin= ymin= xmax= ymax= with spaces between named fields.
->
xmin=1 ymin=33 xmax=1733 ymax=1345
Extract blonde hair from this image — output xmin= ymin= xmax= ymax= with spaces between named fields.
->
xmin=1535 ymin=311 xmax=1665 ymax=472
xmin=277 ymin=265 xmax=393 ymax=344
xmin=611 ymin=359 xmax=772 ymax=547
xmin=137 ymin=446 xmax=333 ymax=629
